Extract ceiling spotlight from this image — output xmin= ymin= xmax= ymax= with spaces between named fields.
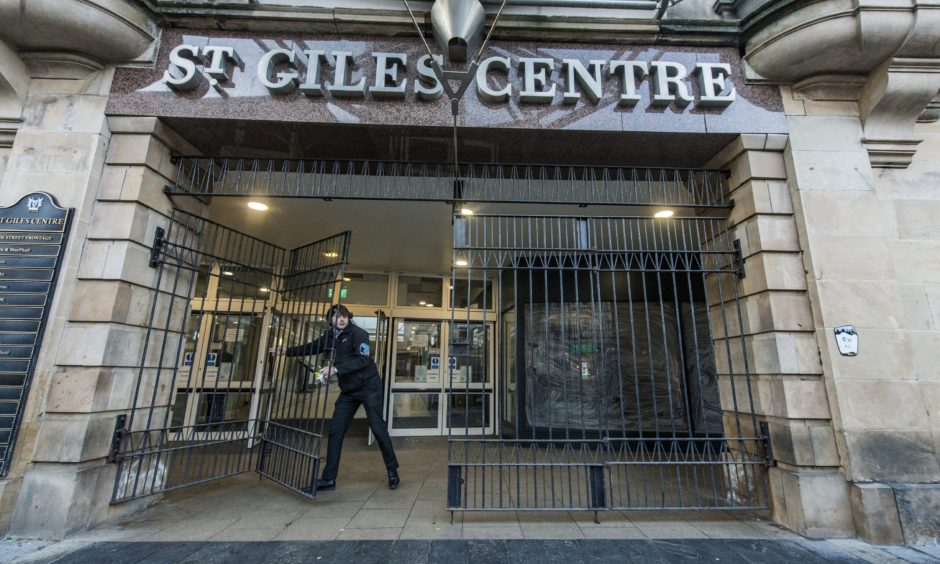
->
xmin=426 ymin=303 xmax=434 ymax=307
xmin=222 ymin=271 xmax=234 ymax=276
xmin=343 ymin=277 xmax=351 ymax=282
xmin=247 ymin=201 xmax=268 ymax=211
xmin=323 ymin=251 xmax=339 ymax=258
xmin=259 ymin=287 xmax=270 ymax=293
xmin=654 ymin=209 xmax=674 ymax=219
xmin=419 ymin=301 xmax=426 ymax=305
xmin=459 ymin=207 xmax=474 ymax=216
xmin=455 ymin=259 xmax=468 ymax=267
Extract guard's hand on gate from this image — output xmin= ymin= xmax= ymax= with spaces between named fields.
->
xmin=315 ymin=366 xmax=335 ymax=385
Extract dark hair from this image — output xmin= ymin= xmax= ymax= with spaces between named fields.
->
xmin=328 ymin=304 xmax=352 ymax=321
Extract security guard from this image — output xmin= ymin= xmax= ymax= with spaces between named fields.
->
xmin=282 ymin=304 xmax=400 ymax=491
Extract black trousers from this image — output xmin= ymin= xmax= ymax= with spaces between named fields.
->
xmin=321 ymin=377 xmax=398 ymax=480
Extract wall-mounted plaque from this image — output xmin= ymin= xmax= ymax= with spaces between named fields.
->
xmin=0 ymin=193 xmax=72 ymax=476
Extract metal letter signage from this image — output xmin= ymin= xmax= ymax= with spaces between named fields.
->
xmin=0 ymin=193 xmax=73 ymax=476
xmin=111 ymin=32 xmax=792 ymax=135
xmin=156 ymin=41 xmax=737 ymax=110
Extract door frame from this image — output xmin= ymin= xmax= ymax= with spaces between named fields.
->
xmin=170 ymin=265 xmax=274 ymax=443
xmin=387 ymin=316 xmax=496 ymax=437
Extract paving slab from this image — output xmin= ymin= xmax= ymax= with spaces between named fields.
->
xmin=722 ymin=539 xmax=832 ymax=564
xmin=388 ymin=539 xmax=432 ymax=563
xmin=3 ymin=436 xmax=936 ymax=563
xmin=4 ymin=539 xmax=924 ymax=564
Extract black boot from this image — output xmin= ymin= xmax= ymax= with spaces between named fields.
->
xmin=316 ymin=478 xmax=336 ymax=491
xmin=388 ymin=470 xmax=400 ymax=490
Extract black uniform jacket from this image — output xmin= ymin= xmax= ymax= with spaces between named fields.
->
xmin=284 ymin=324 xmax=379 ymax=393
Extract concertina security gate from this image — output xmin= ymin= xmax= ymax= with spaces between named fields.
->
xmin=447 ymin=213 xmax=770 ymax=513
xmin=109 ymin=208 xmax=351 ymax=502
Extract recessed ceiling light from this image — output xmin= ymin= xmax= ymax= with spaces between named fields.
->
xmin=419 ymin=301 xmax=426 ymax=305
xmin=343 ymin=277 xmax=351 ymax=282
xmin=247 ymin=201 xmax=268 ymax=211
xmin=259 ymin=287 xmax=270 ymax=293
xmin=426 ymin=303 xmax=434 ymax=307
xmin=222 ymin=271 xmax=234 ymax=276
xmin=455 ymin=259 xmax=468 ymax=267
xmin=459 ymin=207 xmax=474 ymax=216
xmin=654 ymin=209 xmax=674 ymax=219
xmin=323 ymin=251 xmax=339 ymax=258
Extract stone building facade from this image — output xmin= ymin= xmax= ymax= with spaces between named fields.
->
xmin=0 ymin=0 xmax=936 ymax=545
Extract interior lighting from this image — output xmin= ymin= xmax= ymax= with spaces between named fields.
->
xmin=419 ymin=301 xmax=426 ymax=305
xmin=247 ymin=201 xmax=268 ymax=211
xmin=259 ymin=287 xmax=270 ymax=293
xmin=459 ymin=207 xmax=474 ymax=216
xmin=426 ymin=303 xmax=434 ymax=307
xmin=343 ymin=277 xmax=351 ymax=282
xmin=324 ymin=251 xmax=339 ymax=258
xmin=654 ymin=209 xmax=674 ymax=219
xmin=222 ymin=271 xmax=234 ymax=276
xmin=455 ymin=259 xmax=468 ymax=267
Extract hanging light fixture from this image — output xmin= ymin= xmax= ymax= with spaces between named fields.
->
xmin=431 ymin=0 xmax=486 ymax=64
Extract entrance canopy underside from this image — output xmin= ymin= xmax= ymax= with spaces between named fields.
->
xmin=163 ymin=119 xmax=737 ymax=169
xmin=164 ymin=118 xmax=739 ymax=275
xmin=188 ymin=158 xmax=731 ymax=274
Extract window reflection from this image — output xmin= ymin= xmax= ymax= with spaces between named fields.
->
xmin=397 ymin=276 xmax=443 ymax=307
xmin=391 ymin=393 xmax=439 ymax=429
xmin=452 ymin=277 xmax=493 ymax=309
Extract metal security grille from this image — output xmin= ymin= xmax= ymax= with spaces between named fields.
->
xmin=447 ymin=214 xmax=768 ymax=513
xmin=167 ymin=158 xmax=730 ymax=209
xmin=256 ymin=234 xmax=352 ymax=496
xmin=109 ymin=208 xmax=350 ymax=502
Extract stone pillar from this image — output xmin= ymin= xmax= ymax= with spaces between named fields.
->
xmin=6 ymin=117 xmax=195 ymax=538
xmin=0 ymin=64 xmax=117 ymax=537
xmin=784 ymin=87 xmax=940 ymax=544
xmin=705 ymin=134 xmax=854 ymax=538
xmin=0 ymin=0 xmax=159 ymax=538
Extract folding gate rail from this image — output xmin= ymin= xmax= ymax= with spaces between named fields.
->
xmin=448 ymin=214 xmax=769 ymax=512
xmin=109 ymin=208 xmax=350 ymax=502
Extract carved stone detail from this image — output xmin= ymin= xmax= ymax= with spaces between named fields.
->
xmin=0 ymin=38 xmax=27 ymax=125
xmin=743 ymin=1 xmax=940 ymax=168
xmin=19 ymin=52 xmax=105 ymax=80
xmin=860 ymin=58 xmax=940 ymax=168
xmin=791 ymin=75 xmax=869 ymax=102
xmin=918 ymin=94 xmax=940 ymax=123
xmin=0 ymin=0 xmax=158 ymax=78
xmin=0 ymin=123 xmax=17 ymax=149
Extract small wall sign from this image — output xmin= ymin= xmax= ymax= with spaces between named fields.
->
xmin=834 ymin=325 xmax=859 ymax=357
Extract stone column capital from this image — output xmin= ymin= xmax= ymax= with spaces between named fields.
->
xmin=859 ymin=57 xmax=940 ymax=167
xmin=742 ymin=0 xmax=940 ymax=167
xmin=0 ymin=37 xmax=27 ymax=147
xmin=0 ymin=0 xmax=159 ymax=79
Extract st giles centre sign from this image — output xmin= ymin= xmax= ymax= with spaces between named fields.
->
xmin=161 ymin=43 xmax=738 ymax=109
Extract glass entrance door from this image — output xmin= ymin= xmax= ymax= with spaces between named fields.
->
xmin=171 ymin=309 xmax=269 ymax=437
xmin=388 ymin=319 xmax=493 ymax=436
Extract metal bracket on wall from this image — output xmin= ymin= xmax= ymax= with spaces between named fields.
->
xmin=149 ymin=226 xmax=166 ymax=268
xmin=759 ymin=420 xmax=776 ymax=468
xmin=107 ymin=414 xmax=128 ymax=464
xmin=732 ymin=239 xmax=746 ymax=278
